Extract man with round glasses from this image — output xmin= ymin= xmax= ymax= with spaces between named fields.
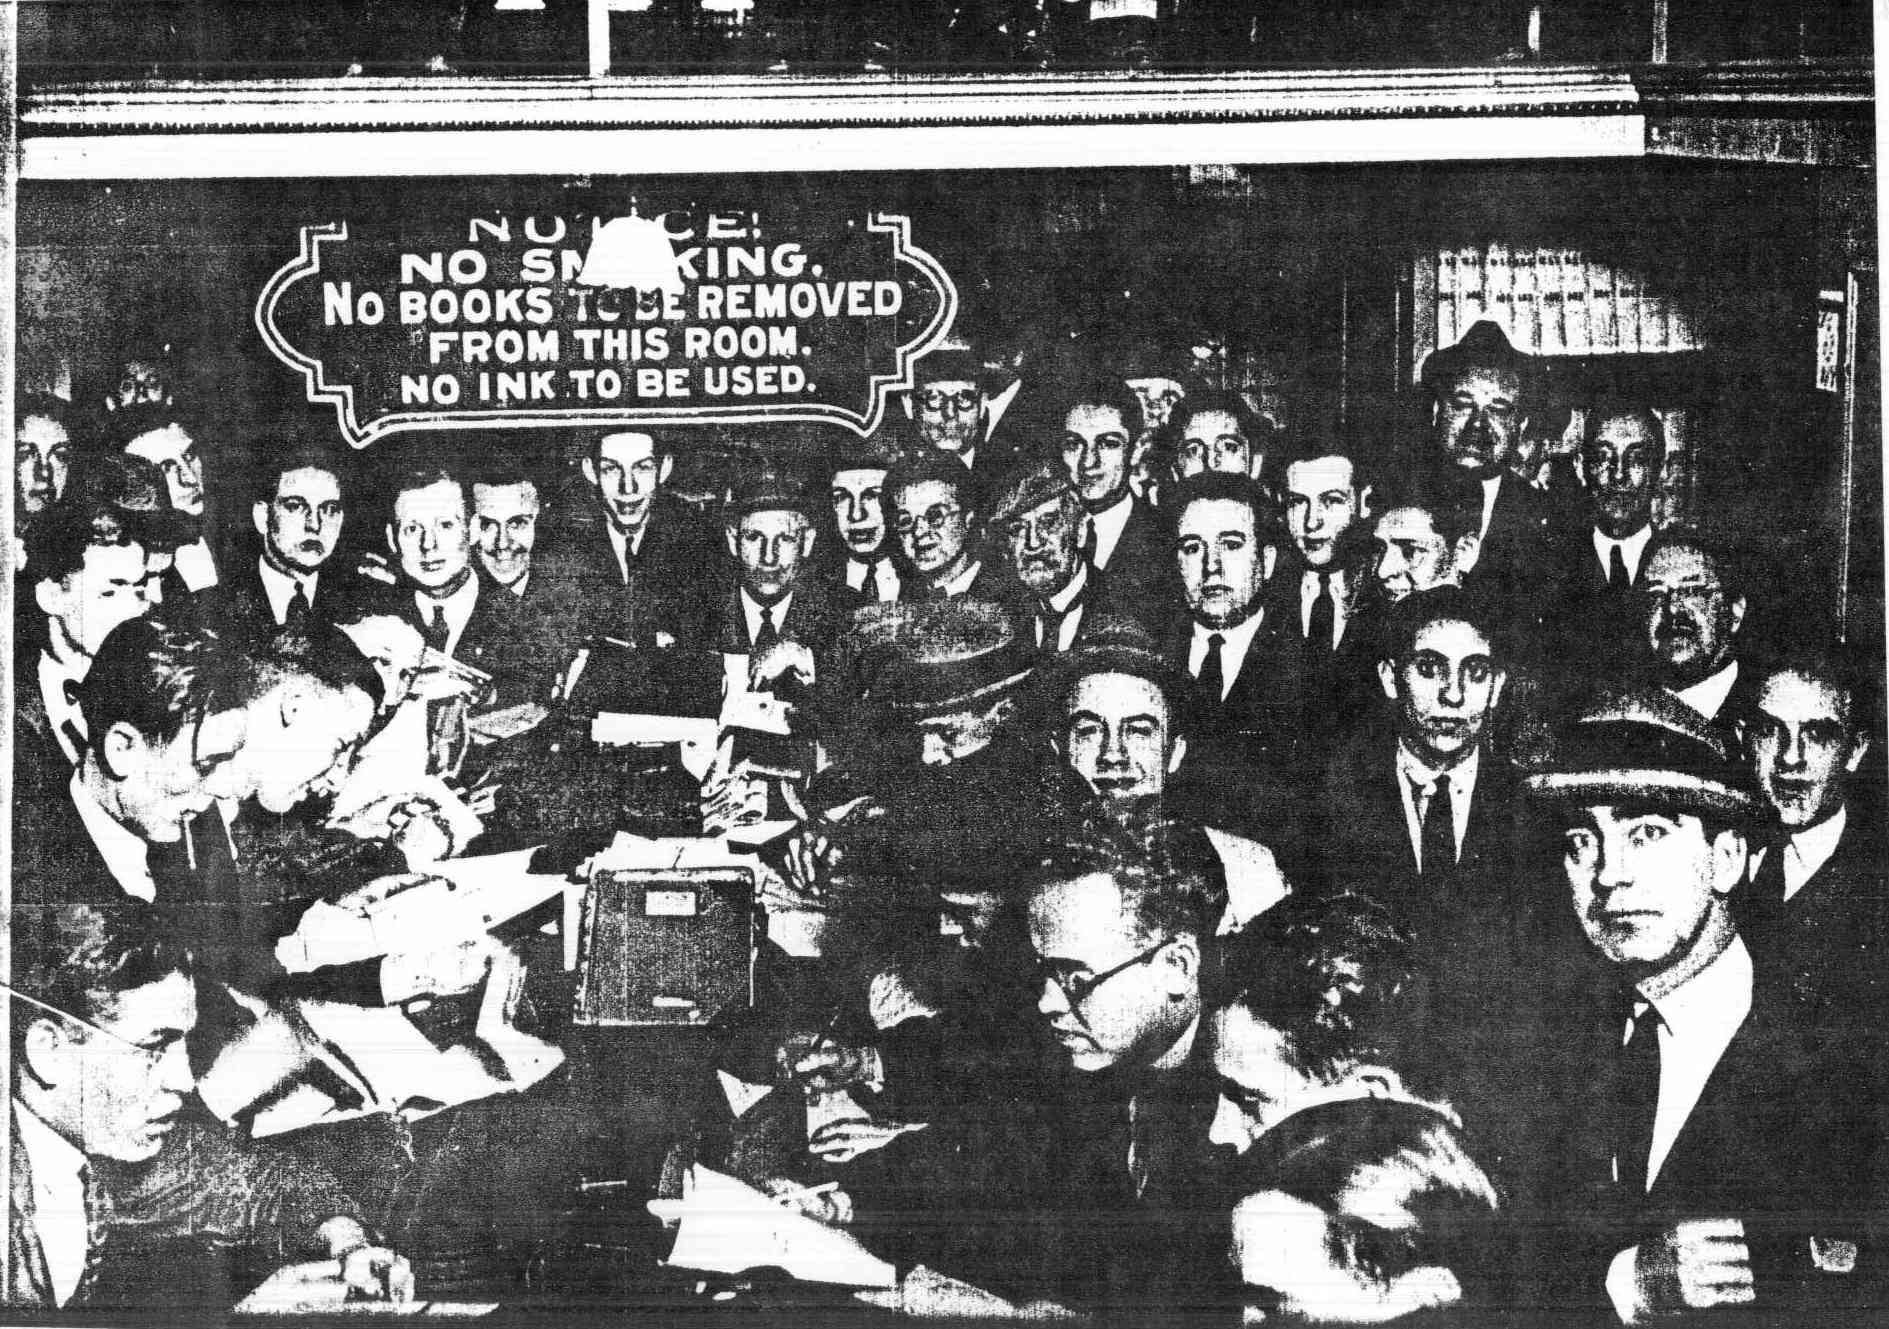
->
xmin=909 ymin=347 xmax=1011 ymax=484
xmin=884 ymin=452 xmax=1008 ymax=603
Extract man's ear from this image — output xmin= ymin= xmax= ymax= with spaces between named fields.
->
xmin=385 ymin=524 xmax=398 ymax=557
xmin=1489 ymin=668 xmax=1509 ymax=712
xmin=1356 ymin=484 xmax=1373 ymax=520
xmin=34 ymin=576 xmax=67 ymax=622
xmin=724 ymin=526 xmax=740 ymax=560
xmin=1453 ymin=533 xmax=1483 ymax=578
xmin=1728 ymin=594 xmax=1748 ymax=638
xmin=22 ymin=1019 xmax=71 ymax=1091
xmin=1161 ymin=934 xmax=1201 ymax=993
xmin=657 ymin=455 xmax=674 ymax=487
xmin=1845 ymin=733 xmax=1871 ymax=775
xmin=1378 ymin=659 xmax=1399 ymax=703
xmin=580 ymin=456 xmax=598 ymax=488
xmin=1708 ymin=827 xmax=1749 ymax=897
xmin=252 ymin=500 xmax=270 ymax=540
xmin=1168 ymin=735 xmax=1188 ymax=773
xmin=99 ymin=720 xmax=146 ymax=782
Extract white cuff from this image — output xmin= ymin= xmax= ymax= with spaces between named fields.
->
xmin=1605 ymin=1245 xmax=1647 ymax=1325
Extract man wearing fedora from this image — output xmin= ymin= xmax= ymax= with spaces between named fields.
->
xmin=717 ymin=468 xmax=842 ymax=691
xmin=988 ymin=459 xmax=1146 ymax=654
xmin=1518 ymin=690 xmax=1873 ymax=1321
xmin=1421 ymin=321 xmax=1559 ymax=602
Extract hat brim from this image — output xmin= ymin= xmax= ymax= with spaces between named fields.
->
xmin=1521 ymin=768 xmax=1756 ymax=822
xmin=882 ymin=665 xmax=1035 ymax=717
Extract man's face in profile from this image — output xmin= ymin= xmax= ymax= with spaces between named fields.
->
xmin=29 ymin=971 xmax=196 ymax=1163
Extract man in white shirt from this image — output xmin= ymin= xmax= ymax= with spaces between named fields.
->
xmin=1058 ymin=378 xmax=1170 ymax=618
xmin=991 ymin=460 xmax=1131 ymax=653
xmin=1523 ymin=691 xmax=1869 ymax=1323
xmin=1636 ymin=530 xmax=1750 ymax=731
xmin=821 ymin=434 xmax=903 ymax=609
xmin=211 ymin=447 xmax=366 ymax=637
xmin=886 ymin=452 xmax=1003 ymax=603
xmin=8 ymin=902 xmax=413 ymax=1310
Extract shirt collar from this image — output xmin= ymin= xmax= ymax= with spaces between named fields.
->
xmin=1786 ymin=803 xmax=1848 ymax=893
xmin=14 ymin=1098 xmax=87 ymax=1181
xmin=1089 ymin=494 xmax=1134 ymax=565
xmin=36 ymin=653 xmax=84 ymax=731
xmin=939 ymin=559 xmax=983 ymax=598
xmin=257 ymin=556 xmax=316 ymax=619
xmin=70 ymin=770 xmax=156 ymax=902
xmin=1192 ymin=605 xmax=1266 ymax=660
xmin=1478 ymin=474 xmax=1502 ymax=540
xmin=1046 ymin=561 xmax=1090 ymax=613
xmin=1395 ymin=740 xmax=1480 ymax=795
xmin=1592 ymin=522 xmax=1653 ymax=574
xmin=1673 ymin=660 xmax=1740 ymax=719
xmin=740 ymin=588 xmax=794 ymax=633
xmin=1643 ymin=933 xmax=1752 ymax=1034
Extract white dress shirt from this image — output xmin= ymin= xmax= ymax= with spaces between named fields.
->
xmin=1298 ymin=566 xmax=1351 ymax=648
xmin=1478 ymin=475 xmax=1502 ymax=542
xmin=1187 ymin=608 xmax=1266 ymax=702
xmin=846 ymin=556 xmax=900 ymax=602
xmin=606 ymin=522 xmax=649 ymax=583
xmin=69 ymin=772 xmax=155 ymax=902
xmin=1089 ymin=495 xmax=1135 ymax=571
xmin=1591 ymin=524 xmax=1653 ymax=586
xmin=1035 ymin=563 xmax=1090 ymax=651
xmin=1394 ymin=742 xmax=1479 ymax=873
xmin=36 ymin=652 xmax=86 ymax=765
xmin=1750 ymin=803 xmax=1849 ymax=903
xmin=1672 ymin=660 xmax=1740 ymax=721
xmin=1638 ymin=935 xmax=1753 ymax=1190
xmin=172 ymin=537 xmax=218 ymax=593
xmin=257 ymin=557 xmax=318 ymax=626
xmin=741 ymin=589 xmax=794 ymax=649
xmin=984 ymin=378 xmax=1022 ymax=438
xmin=15 ymin=1099 xmax=89 ymax=1307
xmin=415 ymin=575 xmax=479 ymax=659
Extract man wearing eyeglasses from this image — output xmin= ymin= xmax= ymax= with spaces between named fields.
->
xmin=1633 ymin=529 xmax=1758 ymax=740
xmin=1020 ymin=838 xmax=1227 ymax=1309
xmin=8 ymin=902 xmax=415 ymax=1311
xmin=909 ymin=347 xmax=1013 ymax=485
xmin=884 ymin=453 xmax=1009 ymax=604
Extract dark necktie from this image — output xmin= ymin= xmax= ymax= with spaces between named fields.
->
xmin=1614 ymin=998 xmax=1662 ymax=1194
xmin=286 ymin=580 xmax=313 ymax=627
xmin=1081 ymin=521 xmax=1099 ymax=570
xmin=616 ymin=533 xmax=637 ymax=584
xmin=1038 ymin=580 xmax=1089 ymax=652
xmin=423 ymin=603 xmax=450 ymax=653
xmin=1307 ymin=571 xmax=1336 ymax=652
xmin=74 ymin=1162 xmax=110 ymax=1306
xmin=159 ymin=564 xmax=190 ymax=609
xmin=61 ymin=678 xmax=81 ymax=707
xmin=1751 ymin=840 xmax=1789 ymax=908
xmin=753 ymin=605 xmax=780 ymax=654
xmin=1419 ymin=775 xmax=1456 ymax=882
xmin=1608 ymin=543 xmax=1630 ymax=590
xmin=1196 ymin=632 xmax=1226 ymax=703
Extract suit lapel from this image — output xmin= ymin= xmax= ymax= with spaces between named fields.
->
xmin=9 ymin=1116 xmax=56 ymax=1309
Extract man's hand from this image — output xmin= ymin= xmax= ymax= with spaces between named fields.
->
xmin=780 ymin=829 xmax=839 ymax=903
xmin=318 ymin=1216 xmax=416 ymax=1304
xmin=751 ymin=641 xmax=816 ymax=691
xmin=774 ymin=1030 xmax=878 ymax=1091
xmin=809 ymin=1118 xmax=928 ymax=1164
xmin=389 ymin=797 xmax=455 ymax=867
xmin=854 ymin=1263 xmax=1077 ymax=1320
xmin=1618 ymin=1218 xmax=1755 ymax=1322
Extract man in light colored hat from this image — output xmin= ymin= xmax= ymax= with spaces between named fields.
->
xmin=989 ymin=459 xmax=1145 ymax=653
xmin=1518 ymin=690 xmax=1871 ymax=1323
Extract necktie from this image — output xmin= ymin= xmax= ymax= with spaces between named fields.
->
xmin=1307 ymin=571 xmax=1336 ymax=651
xmin=159 ymin=564 xmax=190 ymax=608
xmin=60 ymin=720 xmax=87 ymax=761
xmin=1608 ymin=543 xmax=1630 ymax=590
xmin=1081 ymin=522 xmax=1099 ymax=569
xmin=1419 ymin=775 xmax=1456 ymax=882
xmin=1751 ymin=840 xmax=1789 ymax=907
xmin=424 ymin=603 xmax=450 ymax=653
xmin=286 ymin=581 xmax=313 ymax=627
xmin=74 ymin=1162 xmax=110 ymax=1306
xmin=61 ymin=678 xmax=81 ymax=707
xmin=1614 ymin=998 xmax=1662 ymax=1193
xmin=753 ymin=606 xmax=780 ymax=654
xmin=1197 ymin=633 xmax=1226 ymax=703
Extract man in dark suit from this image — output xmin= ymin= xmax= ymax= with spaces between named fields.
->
xmin=817 ymin=431 xmax=905 ymax=611
xmin=989 ymin=459 xmax=1142 ymax=652
xmin=715 ymin=468 xmax=843 ymax=676
xmin=382 ymin=463 xmax=540 ymax=706
xmin=1057 ymin=377 xmax=1172 ymax=621
xmin=1548 ymin=401 xmax=1667 ymax=680
xmin=1421 ymin=321 xmax=1556 ymax=604
xmin=208 ymin=445 xmax=372 ymax=639
xmin=885 ymin=452 xmax=1010 ymax=604
xmin=1519 ymin=691 xmax=1874 ymax=1321
xmin=1738 ymin=646 xmax=1887 ymax=1027
xmin=106 ymin=404 xmax=228 ymax=605
xmin=532 ymin=428 xmax=722 ymax=651
xmin=1170 ymin=390 xmax=1271 ymax=485
xmin=908 ymin=346 xmax=1013 ymax=487
xmin=1634 ymin=528 xmax=1758 ymax=739
xmin=1159 ymin=471 xmax=1301 ymax=841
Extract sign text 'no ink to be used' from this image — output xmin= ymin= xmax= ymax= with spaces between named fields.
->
xmin=257 ymin=202 xmax=959 ymax=447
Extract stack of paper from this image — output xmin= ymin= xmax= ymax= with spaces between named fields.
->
xmin=648 ymin=1164 xmax=896 ymax=1288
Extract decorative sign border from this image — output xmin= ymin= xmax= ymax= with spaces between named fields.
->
xmin=253 ymin=212 xmax=958 ymax=448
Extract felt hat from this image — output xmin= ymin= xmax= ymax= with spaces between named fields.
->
xmin=1522 ymin=689 xmax=1758 ymax=823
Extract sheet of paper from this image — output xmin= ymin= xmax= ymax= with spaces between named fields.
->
xmin=652 ymin=1164 xmax=896 ymax=1288
xmin=590 ymin=712 xmax=719 ymax=749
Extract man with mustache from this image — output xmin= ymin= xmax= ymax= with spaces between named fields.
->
xmin=990 ymin=459 xmax=1146 ymax=652
xmin=1421 ymin=322 xmax=1557 ymax=608
xmin=210 ymin=446 xmax=372 ymax=636
xmin=8 ymin=902 xmax=413 ymax=1311
xmin=1519 ymin=692 xmax=1872 ymax=1322
xmin=1635 ymin=529 xmax=1755 ymax=735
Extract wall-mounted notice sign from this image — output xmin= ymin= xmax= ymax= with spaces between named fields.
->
xmin=257 ymin=199 xmax=957 ymax=447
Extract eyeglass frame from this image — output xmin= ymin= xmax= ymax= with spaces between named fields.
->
xmin=1033 ymin=936 xmax=1174 ymax=1011
xmin=916 ymin=389 xmax=982 ymax=416
xmin=893 ymin=504 xmax=966 ymax=538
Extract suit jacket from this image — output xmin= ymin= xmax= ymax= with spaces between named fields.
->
xmin=1261 ymin=548 xmax=1389 ymax=748
xmin=1013 ymin=563 xmax=1149 ymax=652
xmin=713 ymin=578 xmax=844 ymax=659
xmin=11 ymin=774 xmax=132 ymax=912
xmin=1527 ymin=969 xmax=1876 ymax=1316
xmin=1476 ymin=471 xmax=1559 ymax=588
xmin=532 ymin=493 xmax=723 ymax=652
xmin=200 ymin=553 xmax=376 ymax=642
xmin=1091 ymin=498 xmax=1175 ymax=624
xmin=377 ymin=571 xmax=544 ymax=707
xmin=12 ymin=641 xmax=82 ymax=801
xmin=814 ymin=546 xmax=903 ymax=615
xmin=1542 ymin=519 xmax=1651 ymax=688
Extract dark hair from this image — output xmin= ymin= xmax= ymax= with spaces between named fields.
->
xmin=1581 ymin=400 xmax=1667 ymax=461
xmin=27 ymin=497 xmax=147 ymax=585
xmin=77 ymin=614 xmax=224 ymax=746
xmin=251 ymin=442 xmax=350 ymax=507
xmin=1229 ymin=1098 xmax=1500 ymax=1290
xmin=1164 ymin=470 xmax=1275 ymax=543
xmin=249 ymin=621 xmax=386 ymax=714
xmin=1171 ymin=390 xmax=1268 ymax=449
xmin=1056 ymin=377 xmax=1144 ymax=442
xmin=17 ymin=392 xmax=76 ymax=437
xmin=589 ymin=429 xmax=673 ymax=463
xmin=1372 ymin=463 xmax=1483 ymax=547
xmin=1031 ymin=818 xmax=1224 ymax=945
xmin=1377 ymin=585 xmax=1507 ymax=670
xmin=98 ymin=402 xmax=195 ymax=456
xmin=885 ymin=451 xmax=981 ymax=518
xmin=472 ymin=452 xmax=545 ymax=496
xmin=1641 ymin=526 xmax=1743 ymax=601
xmin=1753 ymin=640 xmax=1876 ymax=737
xmin=1274 ymin=429 xmax=1371 ymax=489
xmin=11 ymin=903 xmax=193 ymax=1065
xmin=385 ymin=463 xmax=469 ymax=517
xmin=1218 ymin=893 xmax=1419 ymax=1084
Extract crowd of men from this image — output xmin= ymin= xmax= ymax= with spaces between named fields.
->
xmin=8 ymin=319 xmax=1886 ymax=1322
